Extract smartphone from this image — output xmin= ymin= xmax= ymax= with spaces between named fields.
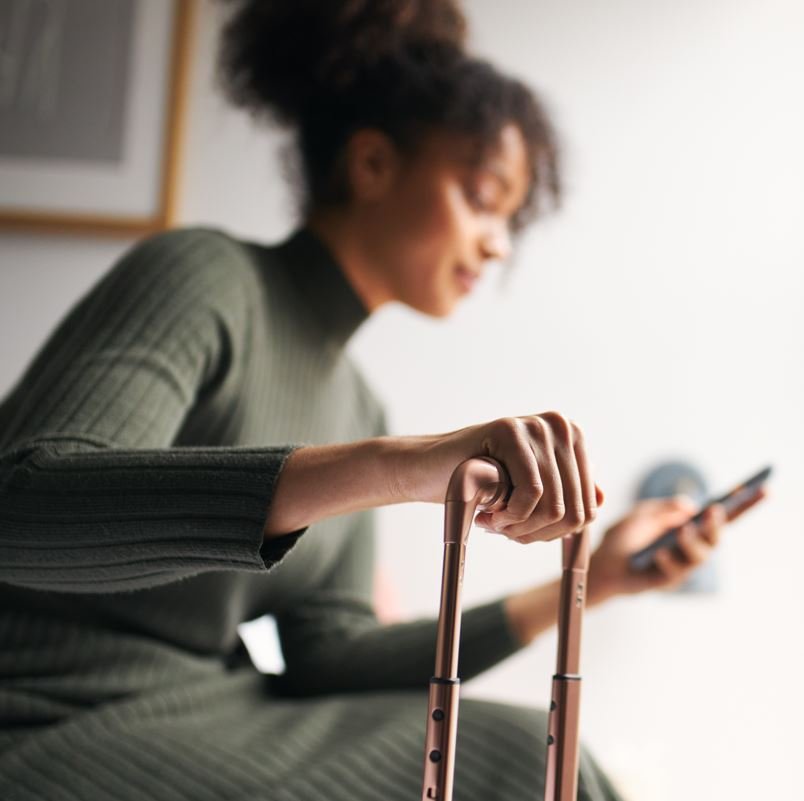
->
xmin=628 ymin=465 xmax=772 ymax=572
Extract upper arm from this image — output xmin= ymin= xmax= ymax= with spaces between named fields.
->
xmin=1 ymin=227 xmax=256 ymax=453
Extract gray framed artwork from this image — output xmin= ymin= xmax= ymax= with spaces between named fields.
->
xmin=0 ymin=0 xmax=195 ymax=237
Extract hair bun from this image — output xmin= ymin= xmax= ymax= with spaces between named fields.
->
xmin=217 ymin=0 xmax=467 ymax=125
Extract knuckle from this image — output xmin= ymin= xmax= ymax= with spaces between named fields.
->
xmin=542 ymin=410 xmax=570 ymax=427
xmin=565 ymin=504 xmax=585 ymax=528
xmin=544 ymin=412 xmax=573 ymax=446
xmin=540 ymin=410 xmax=563 ymax=421
xmin=521 ymin=478 xmax=544 ymax=498
xmin=492 ymin=416 xmax=524 ymax=443
xmin=546 ymin=500 xmax=565 ymax=523
xmin=523 ymin=416 xmax=547 ymax=440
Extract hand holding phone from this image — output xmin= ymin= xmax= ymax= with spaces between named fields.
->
xmin=628 ymin=465 xmax=772 ymax=572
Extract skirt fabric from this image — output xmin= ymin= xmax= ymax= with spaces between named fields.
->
xmin=0 ymin=665 xmax=624 ymax=801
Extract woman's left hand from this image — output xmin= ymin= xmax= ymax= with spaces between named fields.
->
xmin=586 ymin=489 xmax=766 ymax=604
xmin=504 ymin=488 xmax=768 ymax=645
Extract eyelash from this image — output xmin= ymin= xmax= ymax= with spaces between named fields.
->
xmin=464 ymin=188 xmax=519 ymax=237
xmin=465 ymin=186 xmax=493 ymax=212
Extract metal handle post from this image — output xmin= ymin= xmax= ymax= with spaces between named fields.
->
xmin=544 ymin=527 xmax=590 ymax=801
xmin=421 ymin=457 xmax=509 ymax=801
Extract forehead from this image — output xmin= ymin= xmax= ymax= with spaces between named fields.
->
xmin=417 ymin=124 xmax=530 ymax=199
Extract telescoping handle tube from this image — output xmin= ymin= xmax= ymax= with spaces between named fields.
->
xmin=544 ymin=528 xmax=590 ymax=801
xmin=421 ymin=457 xmax=510 ymax=801
xmin=421 ymin=458 xmax=591 ymax=801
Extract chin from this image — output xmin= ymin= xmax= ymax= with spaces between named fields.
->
xmin=410 ymin=295 xmax=459 ymax=319
xmin=398 ymin=278 xmax=462 ymax=317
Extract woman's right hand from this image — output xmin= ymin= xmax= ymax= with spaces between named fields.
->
xmin=392 ymin=412 xmax=603 ymax=544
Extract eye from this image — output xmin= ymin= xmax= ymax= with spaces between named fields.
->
xmin=463 ymin=179 xmax=499 ymax=212
xmin=464 ymin=188 xmax=487 ymax=211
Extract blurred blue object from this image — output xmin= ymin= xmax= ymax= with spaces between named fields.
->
xmin=635 ymin=461 xmax=718 ymax=594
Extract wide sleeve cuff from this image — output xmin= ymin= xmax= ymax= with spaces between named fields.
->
xmin=0 ymin=437 xmax=308 ymax=593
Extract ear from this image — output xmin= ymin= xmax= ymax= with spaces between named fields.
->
xmin=345 ymin=129 xmax=401 ymax=203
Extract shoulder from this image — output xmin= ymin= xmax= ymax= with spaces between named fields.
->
xmin=98 ymin=226 xmax=265 ymax=325
xmin=115 ymin=226 xmax=258 ymax=287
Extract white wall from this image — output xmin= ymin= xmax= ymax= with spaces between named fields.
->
xmin=1 ymin=2 xmax=802 ymax=799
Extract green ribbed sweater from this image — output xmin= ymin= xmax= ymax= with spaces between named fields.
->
xmin=0 ymin=227 xmax=607 ymax=800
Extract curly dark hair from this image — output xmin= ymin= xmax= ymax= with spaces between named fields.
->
xmin=216 ymin=0 xmax=561 ymax=230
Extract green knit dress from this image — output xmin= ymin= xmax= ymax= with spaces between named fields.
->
xmin=0 ymin=227 xmax=624 ymax=800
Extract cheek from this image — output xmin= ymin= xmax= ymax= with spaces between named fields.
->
xmin=394 ymin=180 xmax=473 ymax=269
xmin=391 ymin=184 xmax=476 ymax=315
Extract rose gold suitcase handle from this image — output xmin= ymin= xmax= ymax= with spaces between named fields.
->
xmin=421 ymin=457 xmax=510 ymax=801
xmin=544 ymin=529 xmax=589 ymax=801
xmin=421 ymin=457 xmax=588 ymax=801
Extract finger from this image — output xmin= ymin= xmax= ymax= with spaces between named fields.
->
xmin=549 ymin=416 xmax=586 ymax=533
xmin=675 ymin=523 xmax=712 ymax=566
xmin=488 ymin=418 xmax=544 ymax=525
xmin=495 ymin=460 xmax=567 ymax=543
xmin=635 ymin=495 xmax=699 ymax=518
xmin=491 ymin=417 xmax=565 ymax=536
xmin=697 ymin=504 xmax=725 ymax=546
xmin=484 ymin=418 xmax=549 ymax=532
xmin=515 ymin=527 xmax=571 ymax=545
xmin=473 ymin=511 xmax=491 ymax=530
xmin=595 ymin=484 xmax=605 ymax=507
xmin=652 ymin=546 xmax=685 ymax=582
xmin=496 ymin=437 xmax=565 ymax=539
xmin=504 ymin=413 xmax=585 ymax=541
xmin=571 ymin=421 xmax=598 ymax=524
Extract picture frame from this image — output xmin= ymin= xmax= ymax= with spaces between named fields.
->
xmin=0 ymin=0 xmax=195 ymax=238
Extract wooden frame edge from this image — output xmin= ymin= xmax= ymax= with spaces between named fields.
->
xmin=0 ymin=0 xmax=197 ymax=240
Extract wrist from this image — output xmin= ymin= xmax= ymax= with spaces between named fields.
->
xmin=387 ymin=433 xmax=434 ymax=503
xmin=264 ymin=436 xmax=408 ymax=537
xmin=390 ymin=428 xmax=479 ymax=504
xmin=585 ymin=559 xmax=620 ymax=607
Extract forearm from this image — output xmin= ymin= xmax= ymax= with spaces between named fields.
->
xmin=1 ymin=439 xmax=297 ymax=593
xmin=264 ymin=430 xmax=470 ymax=537
xmin=504 ymin=579 xmax=562 ymax=646
xmin=265 ymin=436 xmax=404 ymax=537
xmin=277 ymin=598 xmax=524 ymax=695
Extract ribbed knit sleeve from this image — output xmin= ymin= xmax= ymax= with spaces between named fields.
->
xmin=0 ymin=228 xmax=306 ymax=594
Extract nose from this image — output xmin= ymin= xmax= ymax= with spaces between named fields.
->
xmin=479 ymin=221 xmax=512 ymax=263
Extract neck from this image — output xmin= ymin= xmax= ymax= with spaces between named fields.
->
xmin=306 ymin=208 xmax=394 ymax=313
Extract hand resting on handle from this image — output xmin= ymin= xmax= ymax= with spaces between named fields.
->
xmin=265 ymin=411 xmax=603 ymax=545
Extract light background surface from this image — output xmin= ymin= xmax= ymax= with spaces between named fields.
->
xmin=1 ymin=2 xmax=802 ymax=798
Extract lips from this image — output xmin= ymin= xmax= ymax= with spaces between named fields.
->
xmin=455 ymin=265 xmax=481 ymax=293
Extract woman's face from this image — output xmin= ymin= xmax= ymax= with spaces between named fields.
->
xmin=363 ymin=123 xmax=531 ymax=317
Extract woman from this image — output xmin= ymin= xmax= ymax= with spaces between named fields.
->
xmin=0 ymin=2 xmax=729 ymax=799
